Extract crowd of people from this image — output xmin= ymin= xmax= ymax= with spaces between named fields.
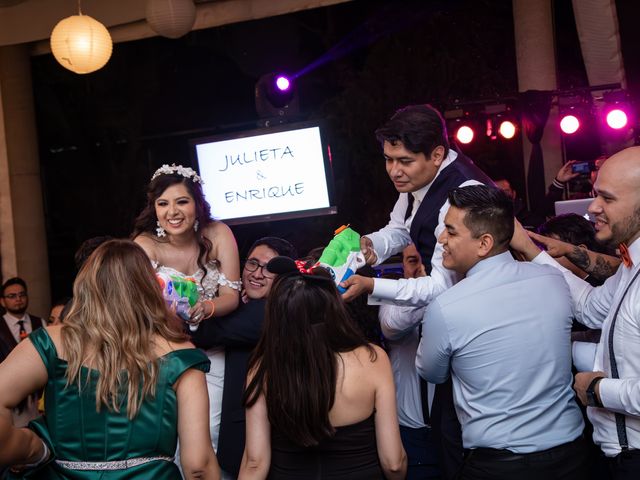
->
xmin=0 ymin=103 xmax=638 ymax=480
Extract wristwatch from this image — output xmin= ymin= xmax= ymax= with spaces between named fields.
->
xmin=586 ymin=376 xmax=605 ymax=408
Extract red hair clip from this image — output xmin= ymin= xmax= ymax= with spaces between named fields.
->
xmin=295 ymin=260 xmax=320 ymax=274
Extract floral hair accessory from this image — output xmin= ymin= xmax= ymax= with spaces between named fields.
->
xmin=151 ymin=164 xmax=204 ymax=184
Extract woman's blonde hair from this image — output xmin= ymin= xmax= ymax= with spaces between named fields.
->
xmin=61 ymin=239 xmax=186 ymax=418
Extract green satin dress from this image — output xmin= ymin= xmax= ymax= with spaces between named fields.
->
xmin=23 ymin=328 xmax=210 ymax=479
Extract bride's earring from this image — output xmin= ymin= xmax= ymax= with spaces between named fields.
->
xmin=156 ymin=221 xmax=166 ymax=238
xmin=194 ymin=220 xmax=199 ymax=232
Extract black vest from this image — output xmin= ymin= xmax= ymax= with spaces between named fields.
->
xmin=409 ymin=154 xmax=491 ymax=268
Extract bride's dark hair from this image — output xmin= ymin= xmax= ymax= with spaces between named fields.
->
xmin=132 ymin=173 xmax=213 ymax=275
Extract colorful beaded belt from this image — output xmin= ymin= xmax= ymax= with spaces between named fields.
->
xmin=55 ymin=456 xmax=174 ymax=471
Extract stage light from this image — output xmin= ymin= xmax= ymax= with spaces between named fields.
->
xmin=456 ymin=125 xmax=474 ymax=144
xmin=605 ymin=109 xmax=628 ymax=130
xmin=255 ymin=72 xmax=299 ymax=121
xmin=275 ymin=75 xmax=291 ymax=92
xmin=498 ymin=120 xmax=516 ymax=139
xmin=560 ymin=115 xmax=580 ymax=135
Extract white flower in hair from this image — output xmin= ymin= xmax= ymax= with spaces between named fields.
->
xmin=151 ymin=164 xmax=204 ymax=184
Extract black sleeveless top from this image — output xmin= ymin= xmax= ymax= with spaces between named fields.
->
xmin=268 ymin=414 xmax=384 ymax=479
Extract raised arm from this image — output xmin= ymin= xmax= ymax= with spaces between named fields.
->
xmin=205 ymin=221 xmax=240 ymax=317
xmin=175 ymin=367 xmax=220 ymax=480
xmin=527 ymin=231 xmax=620 ymax=280
xmin=0 ymin=336 xmax=49 ymax=466
xmin=372 ymin=346 xmax=407 ymax=479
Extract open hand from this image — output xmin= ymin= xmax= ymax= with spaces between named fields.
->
xmin=527 ymin=231 xmax=573 ymax=258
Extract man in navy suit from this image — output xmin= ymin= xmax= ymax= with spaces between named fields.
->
xmin=191 ymin=236 xmax=297 ymax=479
xmin=0 ymin=277 xmax=43 ymax=426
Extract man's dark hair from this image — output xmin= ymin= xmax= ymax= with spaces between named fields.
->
xmin=375 ymin=104 xmax=449 ymax=158
xmin=537 ymin=214 xmax=600 ymax=251
xmin=248 ymin=237 xmax=297 ymax=259
xmin=1 ymin=277 xmax=27 ymax=297
xmin=75 ymin=236 xmax=114 ymax=270
xmin=448 ymin=185 xmax=514 ymax=251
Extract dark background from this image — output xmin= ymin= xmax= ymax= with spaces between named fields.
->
xmin=31 ymin=0 xmax=640 ymax=300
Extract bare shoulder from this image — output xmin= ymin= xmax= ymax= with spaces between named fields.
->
xmin=133 ymin=233 xmax=159 ymax=258
xmin=203 ymin=220 xmax=234 ymax=243
xmin=163 ymin=339 xmax=196 ymax=353
xmin=203 ymin=221 xmax=238 ymax=262
xmin=351 ymin=344 xmax=389 ymax=367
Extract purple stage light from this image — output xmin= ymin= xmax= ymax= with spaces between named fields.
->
xmin=560 ymin=115 xmax=580 ymax=135
xmin=605 ymin=109 xmax=628 ymax=130
xmin=275 ymin=75 xmax=291 ymax=92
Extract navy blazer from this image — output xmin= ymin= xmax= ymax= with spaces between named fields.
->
xmin=190 ymin=299 xmax=266 ymax=476
xmin=0 ymin=314 xmax=43 ymax=363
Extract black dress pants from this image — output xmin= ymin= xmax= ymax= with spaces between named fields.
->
xmin=431 ymin=378 xmax=463 ymax=480
xmin=459 ymin=435 xmax=589 ymax=480
xmin=607 ymin=449 xmax=640 ymax=479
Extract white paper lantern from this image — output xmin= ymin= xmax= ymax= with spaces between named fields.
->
xmin=146 ymin=0 xmax=196 ymax=39
xmin=50 ymin=14 xmax=113 ymax=74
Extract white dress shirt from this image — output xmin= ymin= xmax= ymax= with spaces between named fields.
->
xmin=3 ymin=312 xmax=33 ymax=343
xmin=534 ymin=239 xmax=640 ymax=456
xmin=367 ymin=151 xmax=481 ymax=306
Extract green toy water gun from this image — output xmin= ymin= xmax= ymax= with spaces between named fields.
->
xmin=319 ymin=225 xmax=366 ymax=293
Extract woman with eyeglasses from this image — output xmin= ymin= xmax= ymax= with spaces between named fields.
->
xmin=239 ymin=257 xmax=407 ymax=479
xmin=0 ymin=239 xmax=220 ymax=479
xmin=132 ymin=164 xmax=241 ymax=462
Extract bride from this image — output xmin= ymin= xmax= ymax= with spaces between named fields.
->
xmin=133 ymin=164 xmax=241 ymax=457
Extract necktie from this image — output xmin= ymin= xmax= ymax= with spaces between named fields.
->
xmin=619 ymin=243 xmax=633 ymax=268
xmin=17 ymin=320 xmax=27 ymax=341
xmin=404 ymin=193 xmax=415 ymax=222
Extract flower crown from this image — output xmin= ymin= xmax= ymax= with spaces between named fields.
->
xmin=151 ymin=164 xmax=204 ymax=184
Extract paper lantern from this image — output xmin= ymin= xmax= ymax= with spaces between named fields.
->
xmin=146 ymin=0 xmax=196 ymax=39
xmin=50 ymin=14 xmax=113 ymax=74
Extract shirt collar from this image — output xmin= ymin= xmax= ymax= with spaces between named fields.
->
xmin=466 ymin=250 xmax=513 ymax=277
xmin=412 ymin=149 xmax=458 ymax=204
xmin=4 ymin=312 xmax=28 ymax=324
xmin=627 ymin=238 xmax=640 ymax=267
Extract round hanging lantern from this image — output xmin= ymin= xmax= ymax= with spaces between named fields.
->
xmin=146 ymin=0 xmax=196 ymax=39
xmin=50 ymin=14 xmax=113 ymax=74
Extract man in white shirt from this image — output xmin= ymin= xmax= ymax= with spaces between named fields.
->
xmin=0 ymin=277 xmax=43 ymax=426
xmin=511 ymin=146 xmax=640 ymax=478
xmin=342 ymin=104 xmax=491 ymax=478
xmin=379 ymin=244 xmax=439 ymax=479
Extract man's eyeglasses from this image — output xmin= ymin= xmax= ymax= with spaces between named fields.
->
xmin=244 ymin=259 xmax=274 ymax=278
xmin=4 ymin=292 xmax=27 ymax=300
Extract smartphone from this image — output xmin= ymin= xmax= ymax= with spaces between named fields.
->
xmin=571 ymin=161 xmax=595 ymax=174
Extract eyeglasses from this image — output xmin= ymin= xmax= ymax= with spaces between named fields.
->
xmin=244 ymin=259 xmax=274 ymax=278
xmin=4 ymin=292 xmax=27 ymax=300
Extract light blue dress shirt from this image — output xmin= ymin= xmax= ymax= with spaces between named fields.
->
xmin=416 ymin=251 xmax=584 ymax=453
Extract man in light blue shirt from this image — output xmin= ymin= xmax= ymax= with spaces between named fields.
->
xmin=416 ymin=185 xmax=587 ymax=479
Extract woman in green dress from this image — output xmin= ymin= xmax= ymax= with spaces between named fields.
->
xmin=0 ymin=239 xmax=220 ymax=479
